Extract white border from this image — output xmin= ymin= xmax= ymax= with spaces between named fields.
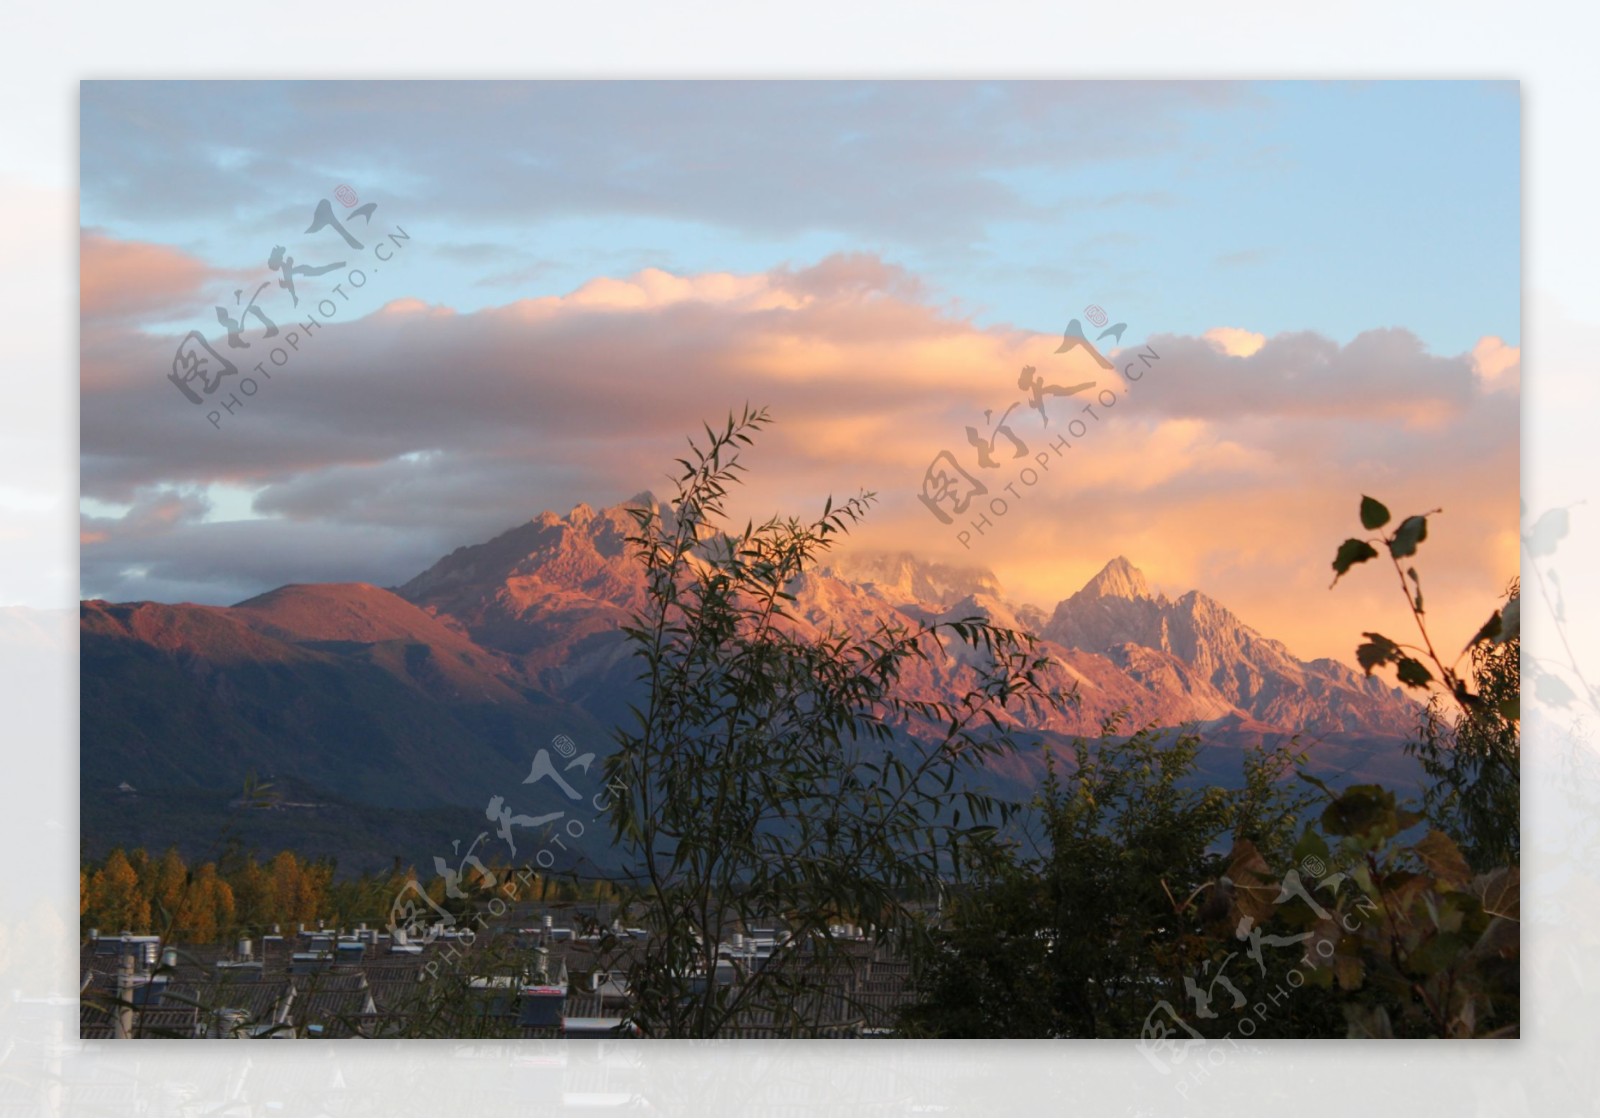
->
xmin=6 ymin=3 xmax=1593 ymax=1114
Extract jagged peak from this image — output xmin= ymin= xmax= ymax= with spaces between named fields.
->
xmin=820 ymin=550 xmax=1002 ymax=607
xmin=1077 ymin=556 xmax=1152 ymax=601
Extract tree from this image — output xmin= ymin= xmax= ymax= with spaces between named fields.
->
xmin=230 ymin=856 xmax=275 ymax=931
xmin=269 ymin=851 xmax=303 ymax=924
xmin=175 ymin=862 xmax=235 ymax=943
xmin=900 ymin=723 xmax=1312 ymax=1037
xmin=151 ymin=847 xmax=189 ymax=927
xmin=87 ymin=849 xmax=150 ymax=933
xmin=1408 ymin=581 xmax=1520 ymax=869
xmin=265 ymin=851 xmax=331 ymax=925
xmin=602 ymin=406 xmax=1066 ymax=1038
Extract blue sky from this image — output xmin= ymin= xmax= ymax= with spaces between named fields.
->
xmin=80 ymin=80 xmax=1518 ymax=352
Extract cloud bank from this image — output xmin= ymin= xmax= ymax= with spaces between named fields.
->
xmin=81 ymin=238 xmax=1518 ymax=665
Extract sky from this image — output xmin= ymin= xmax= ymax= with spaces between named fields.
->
xmin=79 ymin=80 xmax=1520 ymax=667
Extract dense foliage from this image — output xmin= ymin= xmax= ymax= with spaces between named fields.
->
xmin=900 ymin=495 xmax=1520 ymax=1039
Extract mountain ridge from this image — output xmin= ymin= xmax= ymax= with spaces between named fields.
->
xmin=81 ymin=495 xmax=1422 ymax=868
xmin=394 ymin=496 xmax=1417 ymax=740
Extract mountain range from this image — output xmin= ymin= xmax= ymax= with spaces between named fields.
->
xmin=81 ymin=495 xmax=1422 ymax=872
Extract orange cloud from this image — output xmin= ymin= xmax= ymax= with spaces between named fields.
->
xmin=81 ymin=253 xmax=1518 ymax=668
xmin=1472 ymin=335 xmax=1520 ymax=392
xmin=1203 ymin=326 xmax=1266 ymax=357
xmin=80 ymin=231 xmax=215 ymax=321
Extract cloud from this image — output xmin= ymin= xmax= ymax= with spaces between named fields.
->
xmin=80 ymin=81 xmax=1245 ymax=245
xmin=79 ymin=232 xmax=219 ymax=321
xmin=1203 ymin=326 xmax=1266 ymax=358
xmin=1472 ymin=335 xmax=1520 ymax=393
xmin=80 ymin=240 xmax=1517 ymax=664
xmin=1135 ymin=327 xmax=1479 ymax=428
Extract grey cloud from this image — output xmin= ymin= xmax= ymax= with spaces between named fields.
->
xmin=81 ymin=81 xmax=1245 ymax=247
xmin=1128 ymin=328 xmax=1477 ymax=422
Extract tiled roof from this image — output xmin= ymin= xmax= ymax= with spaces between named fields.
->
xmin=78 ymin=916 xmax=924 ymax=1039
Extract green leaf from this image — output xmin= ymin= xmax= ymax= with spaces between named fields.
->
xmin=1475 ymin=866 xmax=1520 ymax=921
xmin=1388 ymin=515 xmax=1428 ymax=559
xmin=1321 ymin=784 xmax=1399 ymax=839
xmin=1406 ymin=567 xmax=1423 ymax=613
xmin=1413 ymin=829 xmax=1472 ymax=890
xmin=1332 ymin=953 xmax=1366 ymax=992
xmin=1331 ymin=538 xmax=1379 ymax=585
xmin=1395 ymin=657 xmax=1433 ymax=689
xmin=1355 ymin=632 xmax=1401 ymax=675
xmin=1360 ymin=496 xmax=1391 ymax=530
xmin=1292 ymin=827 xmax=1331 ymax=874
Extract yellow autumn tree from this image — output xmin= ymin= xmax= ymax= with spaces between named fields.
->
xmin=88 ymin=849 xmax=151 ymax=934
xmin=230 ymin=857 xmax=275 ymax=931
xmin=150 ymin=847 xmax=189 ymax=927
xmin=174 ymin=863 xmax=235 ymax=944
xmin=126 ymin=848 xmax=152 ymax=894
xmin=296 ymin=857 xmax=333 ymax=922
xmin=268 ymin=851 xmax=303 ymax=925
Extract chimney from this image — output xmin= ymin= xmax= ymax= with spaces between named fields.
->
xmin=88 ymin=928 xmax=99 ymax=941
xmin=236 ymin=937 xmax=252 ymax=962
xmin=113 ymin=951 xmax=136 ymax=1040
xmin=272 ymin=923 xmax=281 ymax=935
xmin=161 ymin=947 xmax=178 ymax=970
xmin=273 ymin=984 xmax=295 ymax=1027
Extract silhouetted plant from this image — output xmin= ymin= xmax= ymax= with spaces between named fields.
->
xmin=602 ymin=406 xmax=1068 ymax=1037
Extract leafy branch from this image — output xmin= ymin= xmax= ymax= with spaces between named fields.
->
xmin=1330 ymin=496 xmax=1517 ymax=718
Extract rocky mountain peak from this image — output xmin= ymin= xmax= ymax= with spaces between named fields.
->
xmin=819 ymin=551 xmax=1002 ymax=610
xmin=1077 ymin=556 xmax=1152 ymax=601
